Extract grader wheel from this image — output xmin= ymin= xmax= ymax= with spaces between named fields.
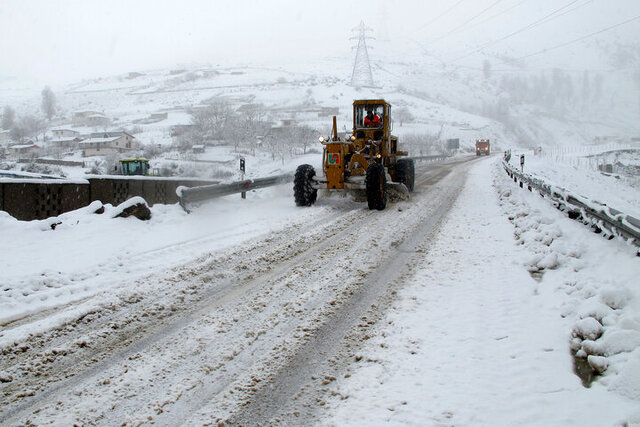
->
xmin=366 ymin=162 xmax=387 ymax=210
xmin=294 ymin=164 xmax=318 ymax=207
xmin=395 ymin=158 xmax=415 ymax=192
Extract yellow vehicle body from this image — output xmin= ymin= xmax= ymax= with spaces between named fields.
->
xmin=294 ymin=99 xmax=415 ymax=210
xmin=320 ymin=99 xmax=406 ymax=189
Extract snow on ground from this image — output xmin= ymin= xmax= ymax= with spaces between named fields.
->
xmin=322 ymin=157 xmax=640 ymax=426
xmin=1 ymin=153 xmax=639 ymax=424
xmin=0 ymin=182 xmax=318 ymax=344
xmin=518 ymin=146 xmax=640 ymax=218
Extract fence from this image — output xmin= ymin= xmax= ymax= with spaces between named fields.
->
xmin=534 ymin=143 xmax=638 ymax=174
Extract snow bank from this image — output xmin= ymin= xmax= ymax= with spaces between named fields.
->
xmin=325 ymin=157 xmax=640 ymax=425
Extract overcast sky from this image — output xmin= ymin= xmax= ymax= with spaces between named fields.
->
xmin=1 ymin=0 xmax=639 ymax=86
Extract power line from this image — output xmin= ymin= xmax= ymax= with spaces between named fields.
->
xmin=413 ymin=0 xmax=466 ymax=35
xmin=450 ymin=0 xmax=583 ymax=61
xmin=435 ymin=0 xmax=532 ymax=42
xmin=518 ymin=14 xmax=640 ymax=59
xmin=429 ymin=0 xmax=505 ymax=44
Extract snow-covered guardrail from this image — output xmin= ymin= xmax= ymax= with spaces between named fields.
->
xmin=177 ymin=173 xmax=293 ymax=212
xmin=503 ymin=161 xmax=640 ymax=250
xmin=412 ymin=155 xmax=447 ymax=162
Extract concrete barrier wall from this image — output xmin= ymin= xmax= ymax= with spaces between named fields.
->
xmin=0 ymin=177 xmax=217 ymax=221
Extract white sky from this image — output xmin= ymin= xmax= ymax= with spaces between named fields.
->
xmin=1 ymin=0 xmax=639 ymax=85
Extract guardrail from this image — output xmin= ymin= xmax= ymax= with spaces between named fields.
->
xmin=176 ymin=155 xmax=447 ymax=212
xmin=178 ymin=173 xmax=293 ymax=212
xmin=503 ymin=161 xmax=640 ymax=251
xmin=412 ymin=155 xmax=448 ymax=162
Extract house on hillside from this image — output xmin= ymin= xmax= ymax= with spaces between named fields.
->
xmin=72 ymin=111 xmax=111 ymax=127
xmin=0 ymin=130 xmax=11 ymax=142
xmin=52 ymin=128 xmax=80 ymax=138
xmin=8 ymin=143 xmax=41 ymax=157
xmin=134 ymin=112 xmax=169 ymax=125
xmin=268 ymin=118 xmax=298 ymax=138
xmin=150 ymin=112 xmax=168 ymax=121
xmin=50 ymin=136 xmax=84 ymax=150
xmin=79 ymin=131 xmax=137 ymax=157
xmin=49 ymin=128 xmax=83 ymax=149
xmin=86 ymin=113 xmax=112 ymax=127
xmin=171 ymin=124 xmax=194 ymax=137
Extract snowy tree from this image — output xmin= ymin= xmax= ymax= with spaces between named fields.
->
xmin=9 ymin=123 xmax=27 ymax=142
xmin=395 ymin=107 xmax=414 ymax=127
xmin=593 ymin=73 xmax=604 ymax=102
xmin=2 ymin=106 xmax=15 ymax=130
xmin=581 ymin=71 xmax=591 ymax=110
xmin=10 ymin=115 xmax=45 ymax=143
xmin=483 ymin=60 xmax=492 ymax=80
xmin=635 ymin=69 xmax=640 ymax=114
xmin=224 ymin=103 xmax=270 ymax=152
xmin=187 ymin=100 xmax=233 ymax=144
xmin=41 ymin=86 xmax=57 ymax=120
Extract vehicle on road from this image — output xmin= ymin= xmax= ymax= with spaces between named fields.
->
xmin=118 ymin=158 xmax=151 ymax=176
xmin=294 ymin=99 xmax=415 ymax=210
xmin=475 ymin=139 xmax=490 ymax=156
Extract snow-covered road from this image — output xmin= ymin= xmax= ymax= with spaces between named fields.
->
xmin=1 ymin=154 xmax=639 ymax=426
xmin=0 ymin=157 xmax=473 ymax=425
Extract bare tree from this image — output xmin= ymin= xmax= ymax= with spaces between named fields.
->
xmin=402 ymin=133 xmax=443 ymax=157
xmin=2 ymin=106 xmax=15 ymax=130
xmin=188 ymin=100 xmax=233 ymax=143
xmin=10 ymin=115 xmax=45 ymax=143
xmin=294 ymin=124 xmax=318 ymax=154
xmin=41 ymin=86 xmax=57 ymax=121
xmin=9 ymin=123 xmax=27 ymax=142
xmin=224 ymin=103 xmax=270 ymax=152
xmin=636 ymin=69 xmax=640 ymax=115
xmin=483 ymin=59 xmax=492 ymax=79
xmin=395 ymin=107 xmax=414 ymax=127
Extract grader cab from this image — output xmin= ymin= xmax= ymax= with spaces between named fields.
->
xmin=294 ymin=99 xmax=414 ymax=210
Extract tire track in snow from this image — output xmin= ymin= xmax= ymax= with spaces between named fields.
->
xmin=219 ymin=160 xmax=472 ymax=425
xmin=0 ymin=157 xmax=476 ymax=426
xmin=0 ymin=207 xmax=364 ymax=424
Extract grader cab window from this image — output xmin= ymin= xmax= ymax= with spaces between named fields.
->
xmin=355 ymin=104 xmax=384 ymax=129
xmin=120 ymin=159 xmax=149 ymax=176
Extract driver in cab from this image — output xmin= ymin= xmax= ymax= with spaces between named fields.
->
xmin=364 ymin=109 xmax=381 ymax=127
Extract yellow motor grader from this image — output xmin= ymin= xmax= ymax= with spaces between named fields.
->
xmin=294 ymin=99 xmax=414 ymax=210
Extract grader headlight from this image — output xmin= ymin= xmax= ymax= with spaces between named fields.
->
xmin=319 ymin=136 xmax=326 ymax=143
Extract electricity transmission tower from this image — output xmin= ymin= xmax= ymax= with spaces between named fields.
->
xmin=350 ymin=21 xmax=375 ymax=88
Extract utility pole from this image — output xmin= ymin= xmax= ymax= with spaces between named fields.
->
xmin=350 ymin=21 xmax=375 ymax=88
